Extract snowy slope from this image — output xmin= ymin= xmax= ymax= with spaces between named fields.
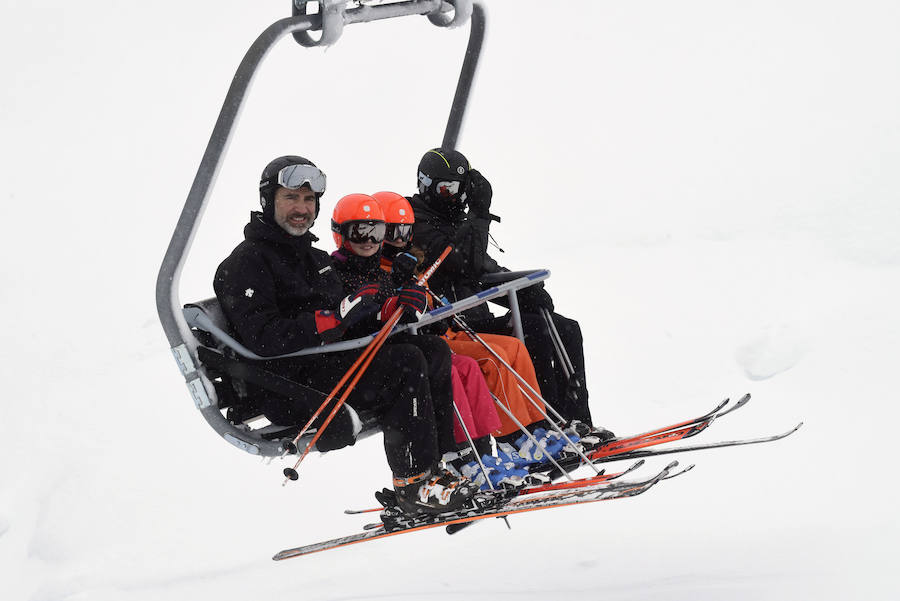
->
xmin=1 ymin=1 xmax=898 ymax=600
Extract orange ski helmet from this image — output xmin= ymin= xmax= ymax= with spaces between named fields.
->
xmin=372 ymin=191 xmax=414 ymax=244
xmin=331 ymin=193 xmax=386 ymax=250
xmin=373 ymin=191 xmax=414 ymax=224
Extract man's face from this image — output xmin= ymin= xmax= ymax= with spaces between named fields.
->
xmin=274 ymin=186 xmax=317 ymax=236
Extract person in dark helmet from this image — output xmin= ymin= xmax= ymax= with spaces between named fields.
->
xmin=213 ymin=156 xmax=478 ymax=515
xmin=408 ymin=148 xmax=613 ymax=442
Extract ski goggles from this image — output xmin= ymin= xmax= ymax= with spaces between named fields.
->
xmin=271 ymin=164 xmax=327 ymax=194
xmin=337 ymin=220 xmax=387 ymax=244
xmin=434 ymin=179 xmax=463 ymax=200
xmin=385 ymin=222 xmax=413 ymax=243
xmin=418 ymin=171 xmax=465 ymax=202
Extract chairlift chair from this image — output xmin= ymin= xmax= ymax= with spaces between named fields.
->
xmin=156 ymin=0 xmax=548 ymax=457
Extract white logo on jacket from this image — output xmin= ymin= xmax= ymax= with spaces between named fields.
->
xmin=245 ymin=288 xmax=255 ymax=298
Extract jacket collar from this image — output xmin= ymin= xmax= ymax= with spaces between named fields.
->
xmin=244 ymin=211 xmax=319 ymax=250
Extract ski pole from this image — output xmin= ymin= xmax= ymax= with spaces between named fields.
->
xmin=459 ymin=325 xmax=589 ymax=457
xmin=283 ymin=246 xmax=452 ymax=484
xmin=281 ymin=246 xmax=454 ymax=459
xmin=450 ymin=401 xmax=512 ymax=529
xmin=279 ymin=307 xmax=394 ymax=459
xmin=282 ymin=298 xmax=399 ymax=482
xmin=424 ymin=289 xmax=601 ymax=476
xmin=541 ymin=307 xmax=575 ymax=377
xmin=490 ymin=394 xmax=575 ymax=482
xmin=457 ymin=321 xmax=600 ymax=474
xmin=540 ymin=307 xmax=574 ymax=380
xmin=280 ymin=324 xmax=386 ymax=459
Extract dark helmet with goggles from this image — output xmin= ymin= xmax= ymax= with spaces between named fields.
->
xmin=259 ymin=155 xmax=327 ymax=222
xmin=416 ymin=148 xmax=470 ymax=216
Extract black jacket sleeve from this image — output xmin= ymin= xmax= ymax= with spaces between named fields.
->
xmin=214 ymin=251 xmax=326 ymax=356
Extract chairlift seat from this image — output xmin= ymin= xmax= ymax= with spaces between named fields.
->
xmin=184 ymin=298 xmax=383 ymax=450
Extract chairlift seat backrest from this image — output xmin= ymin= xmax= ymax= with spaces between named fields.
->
xmin=183 ymin=297 xmax=384 ymax=449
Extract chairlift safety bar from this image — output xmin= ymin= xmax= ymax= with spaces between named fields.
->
xmin=184 ymin=269 xmax=549 ymax=361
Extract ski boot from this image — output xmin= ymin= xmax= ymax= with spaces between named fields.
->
xmin=460 ymin=454 xmax=550 ymax=491
xmin=392 ymin=469 xmax=482 ymax=516
xmin=567 ymin=420 xmax=616 ymax=451
xmin=440 ymin=447 xmax=476 ymax=477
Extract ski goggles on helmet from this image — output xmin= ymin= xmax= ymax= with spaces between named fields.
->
xmin=335 ymin=220 xmax=387 ymax=244
xmin=385 ymin=223 xmax=413 ymax=243
xmin=272 ymin=164 xmax=327 ymax=194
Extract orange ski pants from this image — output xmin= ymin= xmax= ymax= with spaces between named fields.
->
xmin=444 ymin=330 xmax=546 ymax=438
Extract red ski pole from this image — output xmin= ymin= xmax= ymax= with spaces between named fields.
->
xmin=283 ymin=245 xmax=452 ymax=484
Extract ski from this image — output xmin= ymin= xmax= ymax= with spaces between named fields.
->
xmin=274 ymin=462 xmax=680 ymax=561
xmin=534 ymin=394 xmax=751 ymax=477
xmin=598 ymin=393 xmax=751 ymax=455
xmin=343 ymin=460 xmax=645 ymax=515
xmin=346 ymin=394 xmax=762 ymax=515
xmin=442 ymin=460 xmax=694 ymax=536
xmin=581 ymin=422 xmax=803 ymax=464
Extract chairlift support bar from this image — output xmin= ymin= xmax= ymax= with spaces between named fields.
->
xmin=155 ymin=1 xmax=485 ymax=456
xmin=184 ymin=269 xmax=549 ymax=362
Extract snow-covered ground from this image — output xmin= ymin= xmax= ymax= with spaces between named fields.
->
xmin=2 ymin=1 xmax=898 ymax=599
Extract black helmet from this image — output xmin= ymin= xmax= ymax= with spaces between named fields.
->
xmin=417 ymin=148 xmax=470 ymax=216
xmin=259 ymin=155 xmax=326 ymax=222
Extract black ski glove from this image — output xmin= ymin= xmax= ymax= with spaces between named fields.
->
xmin=465 ymin=169 xmax=493 ymax=218
xmin=390 ymin=252 xmax=419 ymax=287
xmin=314 ymin=404 xmax=362 ymax=452
xmin=315 ymin=284 xmax=381 ymax=343
xmin=517 ymin=283 xmax=554 ymax=313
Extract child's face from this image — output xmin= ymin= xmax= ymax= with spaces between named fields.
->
xmin=348 ymin=240 xmax=380 ymax=257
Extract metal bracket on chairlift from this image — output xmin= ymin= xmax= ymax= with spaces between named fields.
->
xmin=292 ymin=0 xmax=346 ymax=47
xmin=291 ymin=0 xmax=472 ymax=47
xmin=171 ymin=344 xmax=196 ymax=377
xmin=186 ymin=376 xmax=213 ymax=410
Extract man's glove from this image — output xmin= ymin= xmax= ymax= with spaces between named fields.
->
xmin=516 ymin=283 xmax=554 ymax=313
xmin=314 ymin=404 xmax=363 ymax=452
xmin=380 ymin=284 xmax=429 ymax=324
xmin=465 ymin=168 xmax=493 ymax=218
xmin=315 ymin=284 xmax=380 ymax=343
xmin=390 ymin=252 xmax=419 ymax=287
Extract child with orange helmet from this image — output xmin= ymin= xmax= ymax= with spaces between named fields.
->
xmin=329 ymin=193 xmax=504 ymax=502
xmin=373 ymin=191 xmax=550 ymax=445
xmin=372 ymin=191 xmax=501 ymax=456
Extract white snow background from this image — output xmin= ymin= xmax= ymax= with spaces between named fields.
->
xmin=2 ymin=1 xmax=898 ymax=599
